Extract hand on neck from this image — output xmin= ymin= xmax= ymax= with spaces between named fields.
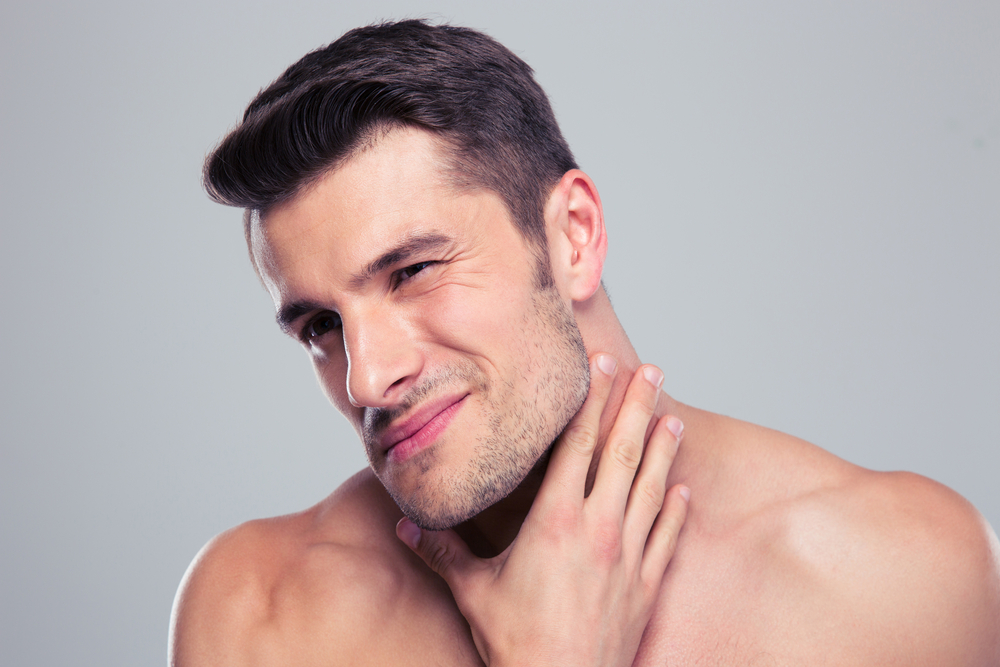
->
xmin=454 ymin=287 xmax=679 ymax=557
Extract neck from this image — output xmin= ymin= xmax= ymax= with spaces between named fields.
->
xmin=454 ymin=288 xmax=682 ymax=557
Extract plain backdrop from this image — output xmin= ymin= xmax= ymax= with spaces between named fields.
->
xmin=1 ymin=1 xmax=996 ymax=665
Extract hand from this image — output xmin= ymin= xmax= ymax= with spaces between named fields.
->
xmin=396 ymin=354 xmax=689 ymax=667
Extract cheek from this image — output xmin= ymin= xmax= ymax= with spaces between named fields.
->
xmin=424 ymin=282 xmax=527 ymax=355
xmin=313 ymin=355 xmax=362 ymax=428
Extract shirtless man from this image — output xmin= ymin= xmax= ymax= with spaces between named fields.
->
xmin=171 ymin=20 xmax=1000 ymax=666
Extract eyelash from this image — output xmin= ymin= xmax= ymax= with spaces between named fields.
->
xmin=392 ymin=261 xmax=435 ymax=288
xmin=299 ymin=262 xmax=437 ymax=342
xmin=302 ymin=312 xmax=342 ymax=341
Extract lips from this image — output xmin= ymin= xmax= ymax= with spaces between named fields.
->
xmin=381 ymin=393 xmax=468 ymax=463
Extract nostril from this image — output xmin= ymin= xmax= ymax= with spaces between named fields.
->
xmin=384 ymin=376 xmax=407 ymax=397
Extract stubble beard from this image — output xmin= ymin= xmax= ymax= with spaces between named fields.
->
xmin=362 ymin=285 xmax=591 ymax=530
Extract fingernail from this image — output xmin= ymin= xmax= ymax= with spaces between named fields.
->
xmin=666 ymin=416 xmax=684 ymax=440
xmin=680 ymin=486 xmax=691 ymax=502
xmin=643 ymin=365 xmax=664 ymax=389
xmin=397 ymin=518 xmax=421 ymax=550
xmin=596 ymin=354 xmax=617 ymax=375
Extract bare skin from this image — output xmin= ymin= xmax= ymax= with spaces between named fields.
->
xmin=170 ymin=127 xmax=1000 ymax=666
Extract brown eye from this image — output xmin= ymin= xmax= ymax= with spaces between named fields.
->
xmin=305 ymin=312 xmax=341 ymax=339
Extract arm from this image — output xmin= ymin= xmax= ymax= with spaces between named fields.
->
xmin=398 ymin=354 xmax=689 ymax=667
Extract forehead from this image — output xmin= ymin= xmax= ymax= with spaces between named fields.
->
xmin=250 ymin=127 xmax=514 ymax=300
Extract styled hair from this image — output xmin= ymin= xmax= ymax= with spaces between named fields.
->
xmin=203 ymin=19 xmax=578 ymax=254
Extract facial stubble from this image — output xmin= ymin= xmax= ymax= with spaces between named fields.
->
xmin=362 ymin=285 xmax=591 ymax=530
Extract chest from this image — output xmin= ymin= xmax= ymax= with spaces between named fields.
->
xmin=631 ymin=527 xmax=893 ymax=667
xmin=355 ymin=548 xmax=821 ymax=667
xmin=289 ymin=533 xmax=882 ymax=667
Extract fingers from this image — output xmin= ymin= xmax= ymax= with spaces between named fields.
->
xmin=639 ymin=484 xmax=689 ymax=586
xmin=396 ymin=518 xmax=480 ymax=593
xmin=588 ymin=364 xmax=664 ymax=514
xmin=538 ymin=353 xmax=618 ymax=504
xmin=622 ymin=413 xmax=683 ymax=557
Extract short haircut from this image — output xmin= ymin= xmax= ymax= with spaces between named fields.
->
xmin=204 ymin=19 xmax=578 ymax=257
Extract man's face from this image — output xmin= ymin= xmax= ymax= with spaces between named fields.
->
xmin=253 ymin=127 xmax=589 ymax=529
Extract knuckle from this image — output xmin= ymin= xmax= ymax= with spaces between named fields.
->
xmin=636 ymin=478 xmax=666 ymax=513
xmin=561 ymin=420 xmax=599 ymax=456
xmin=608 ymin=436 xmax=643 ymax=471
xmin=426 ymin=541 xmax=455 ymax=575
xmin=669 ymin=498 xmax=689 ymax=529
xmin=663 ymin=529 xmax=679 ymax=557
xmin=659 ymin=514 xmax=683 ymax=553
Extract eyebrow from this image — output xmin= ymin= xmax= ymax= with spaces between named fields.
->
xmin=276 ymin=300 xmax=325 ymax=335
xmin=275 ymin=231 xmax=454 ymax=334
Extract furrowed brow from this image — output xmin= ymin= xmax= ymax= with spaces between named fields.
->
xmin=347 ymin=232 xmax=453 ymax=290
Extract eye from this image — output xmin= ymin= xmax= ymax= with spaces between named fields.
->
xmin=302 ymin=311 xmax=342 ymax=340
xmin=395 ymin=261 xmax=435 ymax=285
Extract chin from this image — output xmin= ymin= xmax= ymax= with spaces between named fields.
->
xmin=388 ymin=458 xmax=537 ymax=530
xmin=387 ymin=413 xmax=575 ymax=531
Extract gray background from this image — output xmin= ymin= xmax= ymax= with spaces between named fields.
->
xmin=2 ymin=1 xmax=996 ymax=665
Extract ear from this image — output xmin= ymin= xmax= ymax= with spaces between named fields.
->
xmin=544 ymin=169 xmax=607 ymax=302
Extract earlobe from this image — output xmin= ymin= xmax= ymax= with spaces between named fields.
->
xmin=545 ymin=170 xmax=607 ymax=302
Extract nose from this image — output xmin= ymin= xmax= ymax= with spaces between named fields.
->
xmin=343 ymin=305 xmax=423 ymax=409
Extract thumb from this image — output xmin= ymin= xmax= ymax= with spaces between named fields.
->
xmin=396 ymin=517 xmax=477 ymax=586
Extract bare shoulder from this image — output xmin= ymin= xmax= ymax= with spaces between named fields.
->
xmin=838 ymin=471 xmax=997 ymax=606
xmin=169 ymin=469 xmax=474 ymax=667
xmin=677 ymin=410 xmax=1000 ymax=663
xmin=778 ymin=461 xmax=1000 ymax=662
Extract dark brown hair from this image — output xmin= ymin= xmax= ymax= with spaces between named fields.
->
xmin=204 ymin=19 xmax=577 ymax=254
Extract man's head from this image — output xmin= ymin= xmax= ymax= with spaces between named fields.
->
xmin=204 ymin=19 xmax=578 ymax=274
xmin=205 ymin=21 xmax=611 ymax=529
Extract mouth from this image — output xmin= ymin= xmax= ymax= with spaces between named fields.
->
xmin=381 ymin=393 xmax=469 ymax=464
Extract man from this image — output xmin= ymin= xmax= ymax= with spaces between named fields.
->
xmin=171 ymin=20 xmax=1000 ymax=665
